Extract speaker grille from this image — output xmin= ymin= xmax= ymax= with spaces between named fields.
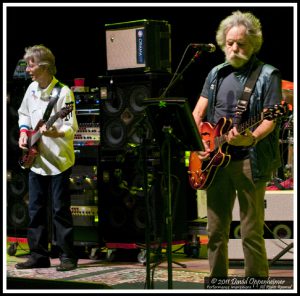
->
xmin=99 ymin=73 xmax=172 ymax=151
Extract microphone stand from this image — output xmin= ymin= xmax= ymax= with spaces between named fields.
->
xmin=159 ymin=50 xmax=203 ymax=99
xmin=135 ymin=114 xmax=152 ymax=289
xmin=163 ymin=126 xmax=175 ymax=289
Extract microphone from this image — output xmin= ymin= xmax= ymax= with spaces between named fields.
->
xmin=191 ymin=43 xmax=216 ymax=53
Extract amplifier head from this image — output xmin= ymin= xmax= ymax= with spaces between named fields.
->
xmin=105 ymin=19 xmax=171 ymax=73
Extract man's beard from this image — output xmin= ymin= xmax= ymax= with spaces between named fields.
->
xmin=225 ymin=52 xmax=250 ymax=68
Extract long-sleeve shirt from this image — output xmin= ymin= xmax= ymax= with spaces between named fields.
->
xmin=18 ymin=77 xmax=78 ymax=175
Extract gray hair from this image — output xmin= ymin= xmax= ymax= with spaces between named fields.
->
xmin=24 ymin=44 xmax=57 ymax=75
xmin=216 ymin=10 xmax=263 ymax=54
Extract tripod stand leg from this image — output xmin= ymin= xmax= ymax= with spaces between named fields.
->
xmin=166 ymin=136 xmax=173 ymax=289
xmin=269 ymin=242 xmax=293 ymax=266
xmin=172 ymin=260 xmax=187 ymax=268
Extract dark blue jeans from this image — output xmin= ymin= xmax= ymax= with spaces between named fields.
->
xmin=28 ymin=168 xmax=76 ymax=261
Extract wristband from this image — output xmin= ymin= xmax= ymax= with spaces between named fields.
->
xmin=20 ymin=129 xmax=29 ymax=135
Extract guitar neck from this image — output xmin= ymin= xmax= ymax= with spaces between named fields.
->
xmin=46 ymin=113 xmax=61 ymax=129
xmin=29 ymin=113 xmax=61 ymax=147
xmin=237 ymin=112 xmax=264 ymax=134
xmin=29 ymin=131 xmax=41 ymax=147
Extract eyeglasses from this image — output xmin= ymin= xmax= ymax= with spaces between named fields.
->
xmin=26 ymin=63 xmax=39 ymax=69
xmin=26 ymin=62 xmax=49 ymax=69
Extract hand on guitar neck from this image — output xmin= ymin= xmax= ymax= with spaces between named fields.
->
xmin=39 ymin=124 xmax=65 ymax=138
xmin=226 ymin=126 xmax=258 ymax=147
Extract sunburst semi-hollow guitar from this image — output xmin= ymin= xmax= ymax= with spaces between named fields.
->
xmin=188 ymin=103 xmax=287 ymax=190
xmin=19 ymin=103 xmax=73 ymax=169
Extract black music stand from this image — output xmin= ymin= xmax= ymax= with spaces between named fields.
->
xmin=143 ymin=97 xmax=204 ymax=289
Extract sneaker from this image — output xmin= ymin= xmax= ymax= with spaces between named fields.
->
xmin=15 ymin=257 xmax=51 ymax=269
xmin=56 ymin=258 xmax=77 ymax=271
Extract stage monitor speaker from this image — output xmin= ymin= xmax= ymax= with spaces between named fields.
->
xmin=228 ymin=239 xmax=293 ymax=260
xmin=98 ymin=73 xmax=174 ymax=151
xmin=232 ymin=190 xmax=294 ymax=221
xmin=231 ymin=190 xmax=294 ymax=236
xmin=105 ymin=19 xmax=171 ymax=73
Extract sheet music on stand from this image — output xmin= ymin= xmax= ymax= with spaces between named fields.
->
xmin=143 ymin=97 xmax=204 ymax=151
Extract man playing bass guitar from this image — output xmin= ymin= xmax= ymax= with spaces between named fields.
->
xmin=16 ymin=45 xmax=79 ymax=271
xmin=192 ymin=11 xmax=283 ymax=278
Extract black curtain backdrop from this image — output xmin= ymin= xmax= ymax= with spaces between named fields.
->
xmin=5 ymin=4 xmax=294 ymax=109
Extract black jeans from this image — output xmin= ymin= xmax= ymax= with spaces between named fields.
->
xmin=27 ymin=168 xmax=76 ymax=261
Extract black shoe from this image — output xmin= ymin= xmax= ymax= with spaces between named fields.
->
xmin=56 ymin=259 xmax=77 ymax=271
xmin=15 ymin=257 xmax=51 ymax=269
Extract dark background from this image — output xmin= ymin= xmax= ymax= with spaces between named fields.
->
xmin=6 ymin=4 xmax=294 ymax=108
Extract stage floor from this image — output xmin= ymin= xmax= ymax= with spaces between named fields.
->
xmin=5 ymin=242 xmax=294 ymax=291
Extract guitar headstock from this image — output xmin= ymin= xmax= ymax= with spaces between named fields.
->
xmin=264 ymin=103 xmax=288 ymax=120
xmin=59 ymin=102 xmax=74 ymax=119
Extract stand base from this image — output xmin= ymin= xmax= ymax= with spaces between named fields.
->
xmin=269 ymin=242 xmax=293 ymax=266
xmin=149 ymin=257 xmax=187 ymax=269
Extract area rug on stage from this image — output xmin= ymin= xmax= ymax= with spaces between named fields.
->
xmin=7 ymin=257 xmax=208 ymax=290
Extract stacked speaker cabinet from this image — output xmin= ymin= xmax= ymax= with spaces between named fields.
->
xmin=98 ymin=19 xmax=196 ymax=247
xmin=98 ymin=72 xmax=180 ymax=244
xmin=101 ymin=19 xmax=174 ymax=151
xmin=97 ymin=75 xmax=197 ymax=245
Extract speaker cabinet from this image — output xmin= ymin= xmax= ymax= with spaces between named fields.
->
xmin=98 ymin=73 xmax=173 ymax=151
xmin=196 ymin=190 xmax=294 ymax=260
xmin=228 ymin=239 xmax=293 ymax=260
xmin=7 ymin=168 xmax=29 ymax=238
xmin=229 ymin=190 xmax=294 ymax=260
xmin=98 ymin=151 xmax=193 ymax=244
xmin=230 ymin=190 xmax=294 ymax=239
xmin=105 ymin=19 xmax=171 ymax=73
xmin=232 ymin=190 xmax=294 ymax=221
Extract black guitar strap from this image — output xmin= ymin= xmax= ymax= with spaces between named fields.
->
xmin=42 ymin=81 xmax=63 ymax=122
xmin=233 ymin=62 xmax=264 ymax=126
